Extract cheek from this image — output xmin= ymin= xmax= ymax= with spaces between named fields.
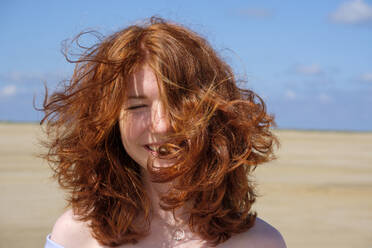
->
xmin=119 ymin=112 xmax=148 ymax=144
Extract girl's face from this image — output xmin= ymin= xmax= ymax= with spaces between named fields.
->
xmin=119 ymin=65 xmax=171 ymax=169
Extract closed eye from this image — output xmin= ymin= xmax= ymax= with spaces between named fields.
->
xmin=126 ymin=105 xmax=148 ymax=110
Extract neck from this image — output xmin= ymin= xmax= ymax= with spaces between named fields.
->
xmin=142 ymin=168 xmax=187 ymax=227
xmin=141 ymin=168 xmax=205 ymax=244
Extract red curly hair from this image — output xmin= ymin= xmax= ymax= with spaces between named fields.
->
xmin=41 ymin=17 xmax=278 ymax=247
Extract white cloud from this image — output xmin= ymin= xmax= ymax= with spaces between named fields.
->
xmin=2 ymin=71 xmax=44 ymax=83
xmin=360 ymin=73 xmax=372 ymax=82
xmin=284 ymin=90 xmax=296 ymax=100
xmin=0 ymin=85 xmax=17 ymax=97
xmin=330 ymin=0 xmax=372 ymax=24
xmin=295 ymin=64 xmax=323 ymax=76
xmin=318 ymin=93 xmax=332 ymax=104
xmin=237 ymin=8 xmax=274 ymax=18
xmin=0 ymin=70 xmax=68 ymax=84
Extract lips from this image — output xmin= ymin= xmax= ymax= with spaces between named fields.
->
xmin=144 ymin=143 xmax=169 ymax=156
xmin=147 ymin=145 xmax=159 ymax=152
xmin=144 ymin=144 xmax=160 ymax=156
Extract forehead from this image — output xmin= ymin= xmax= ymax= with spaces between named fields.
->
xmin=126 ymin=64 xmax=161 ymax=98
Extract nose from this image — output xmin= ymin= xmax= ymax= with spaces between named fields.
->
xmin=150 ymin=101 xmax=170 ymax=134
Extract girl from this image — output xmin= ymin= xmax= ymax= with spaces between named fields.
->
xmin=42 ymin=17 xmax=286 ymax=248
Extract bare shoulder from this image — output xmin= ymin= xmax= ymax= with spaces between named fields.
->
xmin=219 ymin=217 xmax=286 ymax=248
xmin=50 ymin=209 xmax=100 ymax=248
xmin=244 ymin=217 xmax=287 ymax=248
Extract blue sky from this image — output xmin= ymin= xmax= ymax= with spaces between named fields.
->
xmin=1 ymin=0 xmax=371 ymax=131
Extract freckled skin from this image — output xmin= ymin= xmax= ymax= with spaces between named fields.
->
xmin=49 ymin=67 xmax=287 ymax=248
xmin=119 ymin=64 xmax=171 ymax=170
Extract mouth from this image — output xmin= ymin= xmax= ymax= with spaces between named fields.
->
xmin=144 ymin=144 xmax=160 ymax=156
xmin=144 ymin=144 xmax=168 ymax=156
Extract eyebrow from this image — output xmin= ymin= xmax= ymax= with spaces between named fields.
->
xmin=127 ymin=95 xmax=147 ymax=100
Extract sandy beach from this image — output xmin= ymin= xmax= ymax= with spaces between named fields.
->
xmin=0 ymin=123 xmax=371 ymax=247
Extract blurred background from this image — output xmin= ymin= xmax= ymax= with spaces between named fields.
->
xmin=0 ymin=0 xmax=371 ymax=247
xmin=1 ymin=0 xmax=372 ymax=130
